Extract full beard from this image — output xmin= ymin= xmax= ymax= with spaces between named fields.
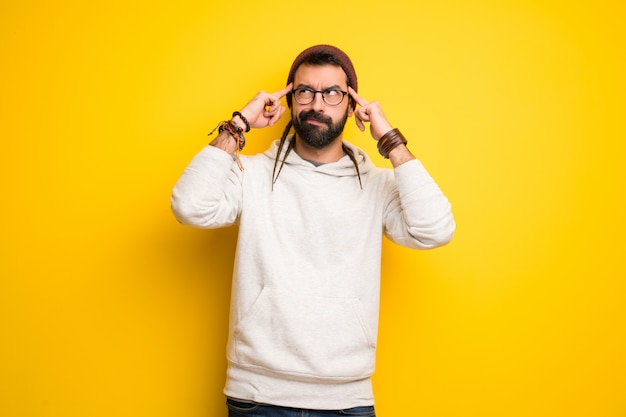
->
xmin=292 ymin=108 xmax=349 ymax=149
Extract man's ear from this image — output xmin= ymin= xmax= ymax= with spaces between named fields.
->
xmin=348 ymin=97 xmax=355 ymax=117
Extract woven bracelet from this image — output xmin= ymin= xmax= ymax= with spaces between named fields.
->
xmin=377 ymin=128 xmax=408 ymax=159
xmin=220 ymin=121 xmax=245 ymax=171
xmin=221 ymin=120 xmax=246 ymax=151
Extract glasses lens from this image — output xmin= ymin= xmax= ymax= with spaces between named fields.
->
xmin=323 ymin=90 xmax=344 ymax=106
xmin=294 ymin=89 xmax=314 ymax=104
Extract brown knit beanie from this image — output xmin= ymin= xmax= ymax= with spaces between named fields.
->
xmin=286 ymin=44 xmax=358 ymax=109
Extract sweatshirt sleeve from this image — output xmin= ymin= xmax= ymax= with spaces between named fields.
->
xmin=383 ymin=159 xmax=455 ymax=249
xmin=171 ymin=145 xmax=243 ymax=229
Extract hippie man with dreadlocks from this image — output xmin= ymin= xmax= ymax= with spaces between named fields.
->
xmin=171 ymin=45 xmax=455 ymax=417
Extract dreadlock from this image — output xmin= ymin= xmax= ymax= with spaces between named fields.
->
xmin=271 ymin=120 xmax=295 ymax=189
xmin=342 ymin=142 xmax=363 ymax=190
xmin=271 ymin=120 xmax=363 ymax=190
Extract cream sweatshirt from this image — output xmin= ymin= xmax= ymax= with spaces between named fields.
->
xmin=171 ymin=138 xmax=455 ymax=410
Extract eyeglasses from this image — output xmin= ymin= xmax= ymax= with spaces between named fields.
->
xmin=292 ymin=87 xmax=348 ymax=106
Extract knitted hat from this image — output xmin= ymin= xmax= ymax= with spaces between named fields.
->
xmin=286 ymin=44 xmax=358 ymax=109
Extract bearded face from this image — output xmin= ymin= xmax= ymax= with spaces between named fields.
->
xmin=292 ymin=107 xmax=349 ymax=149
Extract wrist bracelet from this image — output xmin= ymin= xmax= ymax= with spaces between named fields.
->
xmin=221 ymin=121 xmax=246 ymax=151
xmin=208 ymin=119 xmax=246 ymax=171
xmin=232 ymin=111 xmax=251 ymax=132
xmin=377 ymin=128 xmax=408 ymax=159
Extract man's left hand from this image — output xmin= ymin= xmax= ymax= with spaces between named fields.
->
xmin=348 ymin=87 xmax=393 ymax=140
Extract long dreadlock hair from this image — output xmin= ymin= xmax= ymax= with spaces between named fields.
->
xmin=270 ymin=119 xmax=362 ymax=190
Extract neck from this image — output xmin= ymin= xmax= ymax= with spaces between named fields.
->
xmin=293 ymin=135 xmax=344 ymax=163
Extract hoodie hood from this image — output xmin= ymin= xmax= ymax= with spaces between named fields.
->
xmin=263 ymin=136 xmax=376 ymax=179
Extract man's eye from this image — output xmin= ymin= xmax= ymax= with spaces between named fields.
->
xmin=325 ymin=90 xmax=340 ymax=97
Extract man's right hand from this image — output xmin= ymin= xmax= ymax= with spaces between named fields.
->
xmin=236 ymin=83 xmax=293 ymax=130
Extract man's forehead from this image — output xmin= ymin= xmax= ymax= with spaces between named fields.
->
xmin=293 ymin=64 xmax=349 ymax=87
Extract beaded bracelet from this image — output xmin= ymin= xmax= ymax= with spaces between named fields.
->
xmin=377 ymin=128 xmax=408 ymax=159
xmin=232 ymin=111 xmax=251 ymax=132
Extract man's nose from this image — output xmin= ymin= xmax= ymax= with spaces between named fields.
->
xmin=311 ymin=91 xmax=326 ymax=111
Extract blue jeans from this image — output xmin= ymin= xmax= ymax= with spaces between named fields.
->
xmin=226 ymin=398 xmax=376 ymax=417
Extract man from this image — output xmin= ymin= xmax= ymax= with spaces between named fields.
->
xmin=171 ymin=44 xmax=455 ymax=416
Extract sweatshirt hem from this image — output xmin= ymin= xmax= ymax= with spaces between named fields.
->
xmin=224 ymin=362 xmax=374 ymax=410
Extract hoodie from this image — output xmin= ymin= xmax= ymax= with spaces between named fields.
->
xmin=171 ymin=137 xmax=455 ymax=410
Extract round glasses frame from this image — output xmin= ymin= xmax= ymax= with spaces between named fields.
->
xmin=292 ymin=88 xmax=348 ymax=106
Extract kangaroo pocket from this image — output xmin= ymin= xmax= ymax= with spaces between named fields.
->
xmin=231 ymin=288 xmax=376 ymax=381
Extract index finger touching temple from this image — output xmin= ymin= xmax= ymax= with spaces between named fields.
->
xmin=274 ymin=83 xmax=293 ymax=99
xmin=348 ymin=86 xmax=369 ymax=107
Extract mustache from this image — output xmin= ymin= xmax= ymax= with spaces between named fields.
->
xmin=298 ymin=110 xmax=332 ymax=127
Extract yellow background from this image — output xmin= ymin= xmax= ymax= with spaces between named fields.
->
xmin=2 ymin=0 xmax=625 ymax=416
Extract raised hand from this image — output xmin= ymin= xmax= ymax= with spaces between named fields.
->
xmin=348 ymin=87 xmax=393 ymax=140
xmin=238 ymin=83 xmax=293 ymax=129
xmin=349 ymin=87 xmax=414 ymax=166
